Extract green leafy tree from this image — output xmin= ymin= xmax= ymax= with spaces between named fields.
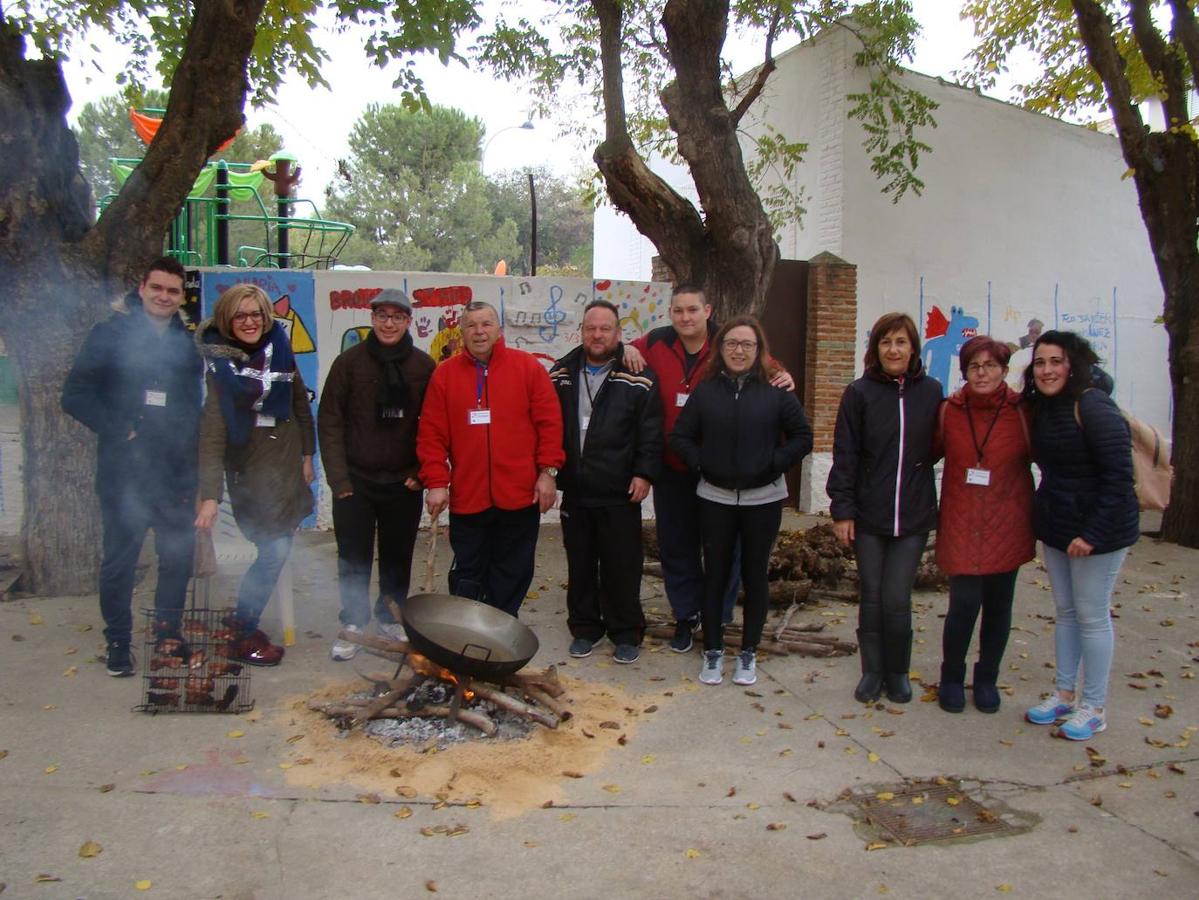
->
xmin=476 ymin=0 xmax=935 ymax=317
xmin=325 ymin=103 xmax=521 ymax=272
xmin=489 ymin=166 xmax=594 ymax=276
xmin=0 ymin=0 xmax=480 ymax=592
xmin=963 ymin=0 xmax=1199 ymax=547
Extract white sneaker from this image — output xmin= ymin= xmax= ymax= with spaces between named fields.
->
xmin=699 ymin=650 xmax=724 ymax=685
xmin=732 ymin=650 xmax=757 ymax=686
xmin=377 ymin=621 xmax=407 ymax=642
xmin=330 ymin=624 xmax=363 ymax=661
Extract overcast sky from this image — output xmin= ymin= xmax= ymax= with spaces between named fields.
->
xmin=60 ymin=1 xmax=997 ymax=200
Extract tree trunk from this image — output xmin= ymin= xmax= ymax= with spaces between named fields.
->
xmin=590 ymin=0 xmax=778 ymax=320
xmin=0 ymin=3 xmax=265 ymax=592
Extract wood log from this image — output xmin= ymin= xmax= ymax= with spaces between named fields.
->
xmin=500 ymin=669 xmax=566 ymax=699
xmin=472 ymin=683 xmax=559 ymax=729
xmin=521 ymin=685 xmax=572 ymax=721
xmin=351 ymin=672 xmax=421 ymax=729
xmin=642 ymin=562 xmax=663 ymax=579
xmin=337 ymin=627 xmax=412 ymax=655
xmin=407 ymin=705 xmax=496 ymax=737
xmin=363 ymin=647 xmax=406 ymax=664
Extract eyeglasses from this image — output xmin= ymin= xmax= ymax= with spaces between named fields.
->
xmin=722 ymin=339 xmax=758 ymax=352
xmin=966 ymin=361 xmax=1002 ymax=374
xmin=232 ymin=311 xmax=265 ymax=323
xmin=372 ymin=311 xmax=410 ymax=324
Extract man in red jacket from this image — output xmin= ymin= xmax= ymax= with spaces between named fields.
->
xmin=417 ymin=301 xmax=564 ymax=616
xmin=625 ymin=285 xmax=792 ymax=651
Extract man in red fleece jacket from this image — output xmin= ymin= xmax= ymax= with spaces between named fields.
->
xmin=417 ymin=301 xmax=564 ymax=616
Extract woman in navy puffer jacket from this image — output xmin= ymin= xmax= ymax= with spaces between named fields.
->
xmin=1022 ymin=331 xmax=1137 ymax=741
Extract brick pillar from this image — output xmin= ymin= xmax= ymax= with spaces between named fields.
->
xmin=801 ymin=251 xmax=857 ymax=511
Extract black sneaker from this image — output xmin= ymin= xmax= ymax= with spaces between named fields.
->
xmin=569 ymin=637 xmax=595 ymax=658
xmin=106 ymin=640 xmax=135 ymax=677
xmin=613 ymin=644 xmax=640 ymax=664
xmin=670 ymin=618 xmax=698 ymax=653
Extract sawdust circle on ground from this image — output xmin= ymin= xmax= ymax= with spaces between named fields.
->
xmin=276 ymin=676 xmax=657 ymax=820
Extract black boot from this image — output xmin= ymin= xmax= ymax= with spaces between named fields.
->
xmin=884 ymin=630 xmax=913 ymax=703
xmin=938 ymin=660 xmax=966 ymax=713
xmin=854 ymin=630 xmax=884 ymax=703
xmin=973 ymin=662 xmax=1001 ymax=713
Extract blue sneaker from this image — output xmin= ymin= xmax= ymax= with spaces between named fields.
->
xmin=569 ymin=637 xmax=595 ymax=658
xmin=613 ymin=644 xmax=640 ymax=665
xmin=1057 ymin=705 xmax=1106 ymax=741
xmin=1025 ymin=692 xmax=1074 ymax=725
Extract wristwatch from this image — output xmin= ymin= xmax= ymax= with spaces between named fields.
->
xmin=541 ymin=467 xmax=559 ymax=478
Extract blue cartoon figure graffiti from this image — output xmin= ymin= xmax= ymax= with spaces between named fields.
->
xmin=922 ymin=305 xmax=979 ymax=395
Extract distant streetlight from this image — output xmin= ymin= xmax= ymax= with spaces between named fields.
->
xmin=481 ymin=121 xmax=534 ymax=174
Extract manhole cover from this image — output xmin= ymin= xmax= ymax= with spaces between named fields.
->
xmin=847 ymin=781 xmax=1028 ymax=847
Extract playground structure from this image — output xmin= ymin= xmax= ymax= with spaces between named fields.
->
xmin=101 ymin=110 xmax=354 ymax=269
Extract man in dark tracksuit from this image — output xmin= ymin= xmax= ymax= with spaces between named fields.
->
xmin=62 ymin=257 xmax=202 ymax=677
xmin=549 ymin=300 xmax=662 ymax=664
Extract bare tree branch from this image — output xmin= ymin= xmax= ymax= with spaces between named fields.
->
xmin=1070 ymin=0 xmax=1149 ymax=166
xmin=1168 ymin=0 xmax=1199 ymax=103
xmin=730 ymin=6 xmax=781 ymax=126
xmin=1127 ymin=0 xmax=1187 ymax=126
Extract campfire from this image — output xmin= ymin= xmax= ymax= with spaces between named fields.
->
xmin=308 ymin=629 xmax=571 ymax=743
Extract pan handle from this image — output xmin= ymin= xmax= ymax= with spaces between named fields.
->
xmin=460 ymin=642 xmax=494 ymax=662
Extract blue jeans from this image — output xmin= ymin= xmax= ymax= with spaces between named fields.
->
xmin=1042 ymin=543 xmax=1128 ymax=709
xmin=652 ymin=467 xmax=738 ymax=624
xmin=98 ymin=485 xmax=194 ymax=644
xmin=235 ymin=534 xmax=294 ymax=630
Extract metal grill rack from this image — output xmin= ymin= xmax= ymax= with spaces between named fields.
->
xmin=135 ymin=607 xmax=253 ymax=714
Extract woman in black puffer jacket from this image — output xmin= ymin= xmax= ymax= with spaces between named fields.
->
xmin=1022 ymin=331 xmax=1137 ymax=742
xmin=827 ymin=312 xmax=942 ymax=704
xmin=671 ymin=316 xmax=813 ymax=688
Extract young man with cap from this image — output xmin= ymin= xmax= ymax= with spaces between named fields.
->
xmin=320 ymin=289 xmax=436 ymax=660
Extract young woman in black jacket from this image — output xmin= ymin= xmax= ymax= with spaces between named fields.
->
xmin=827 ymin=312 xmax=942 ymax=704
xmin=670 ymin=316 xmax=813 ymax=686
xmin=1022 ymin=331 xmax=1137 ymax=741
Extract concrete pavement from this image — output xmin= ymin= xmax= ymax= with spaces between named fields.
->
xmin=1 ymin=512 xmax=1196 ymax=898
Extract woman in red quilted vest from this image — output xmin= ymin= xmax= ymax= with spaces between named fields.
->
xmin=935 ymin=336 xmax=1034 ymax=714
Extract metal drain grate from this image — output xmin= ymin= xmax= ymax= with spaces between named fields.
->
xmin=848 ymin=782 xmax=1026 ymax=847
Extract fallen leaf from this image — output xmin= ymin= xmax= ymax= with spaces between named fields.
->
xmin=766 ymin=822 xmax=787 ymax=831
xmin=746 ymin=802 xmax=761 ymax=810
xmin=868 ymin=752 xmax=880 ymax=763
xmin=1139 ymin=717 xmax=1155 ymax=727
xmin=44 ymin=765 xmax=58 ymax=774
xmin=78 ymin=841 xmax=102 ymax=858
xmin=558 ymin=812 xmax=576 ymax=822
xmin=783 ymin=792 xmax=797 ymax=803
xmin=562 ymin=770 xmax=584 ymax=779
xmin=226 ymin=730 xmax=245 ymax=738
xmin=946 ymin=796 xmax=961 ymax=806
xmin=1068 ymin=825 xmax=1079 ymax=833
xmin=996 ymin=885 xmax=1013 ymax=893
xmin=0 ymin=750 xmax=7 ymax=761
xmin=396 ymin=786 xmax=417 ymax=798
xmin=1154 ymin=870 xmax=1168 ymax=878
xmin=425 ymin=881 xmax=438 ymax=892
xmin=135 ymin=880 xmax=152 ymax=891
xmin=34 ymin=875 xmax=63 ymax=883
xmin=1167 ymin=763 xmax=1186 ymax=775
xmin=286 ymin=734 xmax=305 ymax=744
xmin=394 ymin=807 xmax=413 ymax=819
xmin=602 ymin=784 xmax=621 ymax=794
xmin=29 ymin=614 xmax=43 ymax=625
xmin=806 ymin=832 xmax=828 ymax=840
xmin=1085 ymin=747 xmax=1107 ymax=767
xmin=876 ymin=791 xmax=895 ymax=801
xmin=524 ymin=840 xmax=539 ymax=847
xmin=251 ymin=811 xmax=270 ymax=819
xmin=599 ymin=721 xmax=620 ymax=729
xmin=726 ymin=787 xmax=737 ymax=797
xmin=643 ymin=705 xmax=658 ymax=713
xmin=865 ymin=842 xmax=888 ymax=851
xmin=99 ymin=783 xmax=114 ymax=793
xmin=1118 ymin=782 xmax=1133 ymax=789
xmin=911 ymin=796 xmax=925 ymax=806
xmin=357 ymin=793 xmax=381 ymax=804
xmin=1090 ymin=794 xmax=1102 ymax=807
xmin=685 ymin=848 xmax=701 ymax=859
xmin=1154 ymin=704 xmax=1174 ymax=719
xmin=641 ymin=754 xmax=655 ymax=765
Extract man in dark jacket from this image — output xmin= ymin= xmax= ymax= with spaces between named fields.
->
xmin=319 ymin=289 xmax=436 ymax=661
xmin=62 ymin=257 xmax=202 ymax=677
xmin=550 ymin=300 xmax=663 ymax=663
